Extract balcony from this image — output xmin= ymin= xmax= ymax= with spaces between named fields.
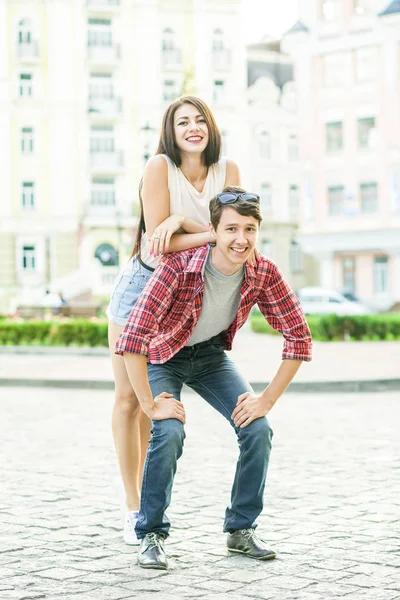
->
xmin=90 ymin=150 xmax=124 ymax=173
xmin=87 ymin=0 xmax=120 ymax=10
xmin=17 ymin=41 xmax=40 ymax=63
xmin=88 ymin=96 xmax=122 ymax=119
xmin=162 ymin=48 xmax=182 ymax=69
xmin=87 ymin=43 xmax=121 ymax=65
xmin=212 ymin=48 xmax=232 ymax=71
xmin=86 ymin=200 xmax=117 ymax=218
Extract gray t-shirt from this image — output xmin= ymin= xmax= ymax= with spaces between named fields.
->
xmin=186 ymin=251 xmax=244 ymax=346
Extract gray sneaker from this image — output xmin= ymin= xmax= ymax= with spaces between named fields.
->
xmin=227 ymin=528 xmax=276 ymax=561
xmin=138 ymin=533 xmax=168 ymax=570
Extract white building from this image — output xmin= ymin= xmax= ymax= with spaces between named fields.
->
xmin=282 ymin=0 xmax=400 ymax=310
xmin=0 ymin=0 xmax=246 ymax=314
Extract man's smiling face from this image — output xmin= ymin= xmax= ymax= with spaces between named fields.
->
xmin=211 ymin=207 xmax=259 ymax=275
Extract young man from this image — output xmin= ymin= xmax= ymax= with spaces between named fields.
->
xmin=115 ymin=187 xmax=312 ymax=570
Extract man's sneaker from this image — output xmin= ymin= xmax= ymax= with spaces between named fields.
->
xmin=138 ymin=533 xmax=168 ymax=570
xmin=227 ymin=528 xmax=276 ymax=561
xmin=123 ymin=511 xmax=140 ymax=545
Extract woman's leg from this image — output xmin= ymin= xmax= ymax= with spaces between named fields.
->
xmin=108 ymin=321 xmax=151 ymax=511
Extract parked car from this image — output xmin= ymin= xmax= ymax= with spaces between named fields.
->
xmin=295 ymin=287 xmax=372 ymax=316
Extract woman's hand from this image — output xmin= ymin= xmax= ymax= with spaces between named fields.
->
xmin=149 ymin=214 xmax=184 ymax=256
xmin=247 ymin=247 xmax=259 ymax=267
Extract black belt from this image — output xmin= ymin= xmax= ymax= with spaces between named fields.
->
xmin=137 ymin=255 xmax=155 ymax=273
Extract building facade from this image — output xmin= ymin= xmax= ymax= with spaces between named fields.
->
xmin=244 ymin=74 xmax=318 ymax=289
xmin=0 ymin=0 xmax=246 ymax=313
xmin=282 ymin=0 xmax=400 ymax=310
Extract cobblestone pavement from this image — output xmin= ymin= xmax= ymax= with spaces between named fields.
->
xmin=0 ymin=386 xmax=399 ymax=600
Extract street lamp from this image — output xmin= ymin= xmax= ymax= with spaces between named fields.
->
xmin=140 ymin=121 xmax=155 ymax=165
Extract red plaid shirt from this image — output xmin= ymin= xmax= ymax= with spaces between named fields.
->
xmin=115 ymin=245 xmax=312 ymax=363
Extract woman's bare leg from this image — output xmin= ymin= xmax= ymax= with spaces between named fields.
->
xmin=108 ymin=322 xmax=151 ymax=511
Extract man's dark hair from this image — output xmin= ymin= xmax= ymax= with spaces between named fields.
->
xmin=209 ymin=186 xmax=263 ymax=230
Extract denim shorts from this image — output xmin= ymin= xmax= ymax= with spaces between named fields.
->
xmin=106 ymin=256 xmax=153 ymax=326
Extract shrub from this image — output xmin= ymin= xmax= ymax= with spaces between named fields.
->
xmin=0 ymin=320 xmax=108 ymax=347
xmin=250 ymin=311 xmax=400 ymax=341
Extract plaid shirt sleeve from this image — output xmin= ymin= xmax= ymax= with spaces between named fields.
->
xmin=257 ymin=262 xmax=312 ymax=362
xmin=115 ymin=259 xmax=181 ymax=356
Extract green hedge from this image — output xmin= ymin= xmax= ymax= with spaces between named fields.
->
xmin=1 ymin=314 xmax=400 ymax=346
xmin=250 ymin=312 xmax=400 ymax=341
xmin=0 ymin=320 xmax=108 ymax=347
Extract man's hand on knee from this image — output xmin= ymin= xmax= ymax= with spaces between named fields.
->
xmin=232 ymin=392 xmax=270 ymax=428
xmin=148 ymin=392 xmax=186 ymax=423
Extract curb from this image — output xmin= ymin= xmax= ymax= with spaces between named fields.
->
xmin=0 ymin=346 xmax=109 ymax=356
xmin=1 ymin=378 xmax=400 ymax=393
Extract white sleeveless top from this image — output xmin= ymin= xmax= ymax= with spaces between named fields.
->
xmin=140 ymin=154 xmax=227 ymax=268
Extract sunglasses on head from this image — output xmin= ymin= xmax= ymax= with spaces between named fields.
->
xmin=216 ymin=192 xmax=260 ymax=205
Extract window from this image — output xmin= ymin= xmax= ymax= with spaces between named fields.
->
xmin=260 ymin=183 xmax=272 ymax=215
xmin=88 ymin=18 xmax=112 ymax=46
xmin=289 ymin=185 xmax=300 ymax=219
xmin=355 ymin=47 xmax=378 ymax=81
xmin=342 ymin=257 xmax=356 ymax=292
xmin=261 ymin=238 xmax=273 ymax=259
xmin=321 ymin=0 xmax=342 ymax=21
xmin=212 ymin=29 xmax=224 ymax=52
xmin=163 ymin=80 xmax=178 ymax=103
xmin=19 ymin=73 xmax=32 ymax=97
xmin=212 ymin=29 xmax=230 ymax=69
xmin=21 ymin=127 xmax=34 ymax=153
xmin=358 ymin=117 xmax=376 ymax=149
xmin=288 ymin=135 xmax=298 ymax=161
xmin=258 ymin=130 xmax=271 ymax=159
xmin=290 ymin=241 xmax=303 ymax=274
xmin=360 ymin=182 xmax=378 ymax=213
xmin=89 ymin=73 xmax=113 ymax=99
xmin=95 ymin=243 xmax=119 ymax=266
xmin=354 ymin=0 xmax=374 ymax=16
xmin=326 ymin=121 xmax=343 ymax=152
xmin=90 ymin=125 xmax=114 ymax=152
xmin=213 ymin=80 xmax=225 ymax=105
xmin=323 ymin=53 xmax=346 ymax=86
xmin=162 ymin=28 xmax=181 ymax=66
xmin=17 ymin=18 xmax=32 ymax=44
xmin=91 ymin=177 xmax=115 ymax=205
xmin=328 ymin=185 xmax=344 ymax=215
xmin=162 ymin=27 xmax=174 ymax=51
xmin=220 ymin=129 xmax=228 ymax=155
xmin=22 ymin=245 xmax=36 ymax=271
xmin=21 ymin=181 xmax=35 ymax=209
xmin=373 ymin=256 xmax=388 ymax=294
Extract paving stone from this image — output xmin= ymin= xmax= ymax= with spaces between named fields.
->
xmin=0 ymin=387 xmax=399 ymax=600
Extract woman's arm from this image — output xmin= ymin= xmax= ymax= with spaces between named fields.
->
xmin=225 ymin=158 xmax=241 ymax=186
xmin=181 ymin=217 xmax=209 ymax=234
xmin=165 ymin=230 xmax=215 ymax=253
xmin=141 ymin=156 xmax=171 ymax=238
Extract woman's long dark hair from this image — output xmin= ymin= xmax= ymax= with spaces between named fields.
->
xmin=131 ymin=96 xmax=221 ymax=258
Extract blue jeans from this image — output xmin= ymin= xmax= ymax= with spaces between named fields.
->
xmin=135 ymin=336 xmax=273 ymax=539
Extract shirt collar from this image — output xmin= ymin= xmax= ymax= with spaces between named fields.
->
xmin=185 ymin=244 xmax=211 ymax=277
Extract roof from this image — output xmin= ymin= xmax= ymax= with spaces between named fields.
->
xmin=379 ymin=0 xmax=400 ymax=16
xmin=283 ymin=20 xmax=309 ymax=35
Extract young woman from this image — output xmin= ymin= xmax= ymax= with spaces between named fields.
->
xmin=106 ymin=96 xmax=241 ymax=545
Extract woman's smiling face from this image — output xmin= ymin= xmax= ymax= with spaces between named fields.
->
xmin=173 ymin=103 xmax=209 ymax=155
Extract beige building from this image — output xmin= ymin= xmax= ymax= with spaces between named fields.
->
xmin=0 ymin=0 xmax=246 ymax=313
xmin=244 ymin=39 xmax=318 ymax=289
xmin=282 ymin=0 xmax=400 ymax=310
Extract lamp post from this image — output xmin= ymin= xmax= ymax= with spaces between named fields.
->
xmin=140 ymin=121 xmax=155 ymax=165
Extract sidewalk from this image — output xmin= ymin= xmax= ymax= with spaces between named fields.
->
xmin=1 ymin=385 xmax=399 ymax=599
xmin=1 ymin=330 xmax=399 ymax=392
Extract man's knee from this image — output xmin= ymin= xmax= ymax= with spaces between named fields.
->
xmin=241 ymin=417 xmax=273 ymax=448
xmin=152 ymin=418 xmax=185 ymax=451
